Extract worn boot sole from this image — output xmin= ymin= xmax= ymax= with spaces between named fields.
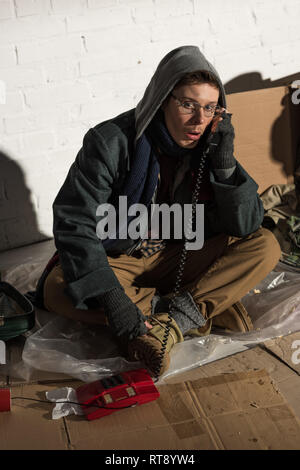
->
xmin=212 ymin=300 xmax=253 ymax=333
xmin=128 ymin=335 xmax=170 ymax=377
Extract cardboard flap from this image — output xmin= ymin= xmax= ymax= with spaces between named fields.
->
xmin=227 ymin=86 xmax=300 ymax=194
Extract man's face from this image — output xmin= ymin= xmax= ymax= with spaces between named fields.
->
xmin=162 ymin=83 xmax=220 ymax=149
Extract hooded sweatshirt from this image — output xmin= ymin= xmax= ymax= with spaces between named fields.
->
xmin=50 ymin=45 xmax=264 ymax=310
xmin=135 ymin=45 xmax=226 ymax=140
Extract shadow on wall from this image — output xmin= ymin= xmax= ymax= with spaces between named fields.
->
xmin=0 ymin=151 xmax=50 ymax=253
xmin=224 ymin=70 xmax=300 ymax=94
xmin=225 ymin=70 xmax=300 ymax=181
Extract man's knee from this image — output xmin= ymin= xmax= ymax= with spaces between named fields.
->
xmin=249 ymin=227 xmax=281 ymax=268
xmin=229 ymin=226 xmax=281 ymax=272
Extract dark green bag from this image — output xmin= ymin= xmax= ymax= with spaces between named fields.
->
xmin=0 ymin=281 xmax=35 ymax=341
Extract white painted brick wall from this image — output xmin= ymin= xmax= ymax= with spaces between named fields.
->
xmin=0 ymin=0 xmax=299 ymax=251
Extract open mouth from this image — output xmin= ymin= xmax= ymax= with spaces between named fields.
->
xmin=185 ymin=131 xmax=201 ymax=141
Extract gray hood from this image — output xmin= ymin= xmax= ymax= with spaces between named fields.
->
xmin=135 ymin=45 xmax=226 ymax=141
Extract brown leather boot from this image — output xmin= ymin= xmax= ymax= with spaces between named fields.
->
xmin=212 ymin=300 xmax=253 ymax=332
xmin=127 ymin=313 xmax=184 ymax=377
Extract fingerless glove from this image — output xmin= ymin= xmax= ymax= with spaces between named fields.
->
xmin=208 ymin=112 xmax=236 ymax=181
xmin=99 ymin=288 xmax=148 ymax=341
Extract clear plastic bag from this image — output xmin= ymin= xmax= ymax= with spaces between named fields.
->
xmin=8 ymin=261 xmax=300 ymax=384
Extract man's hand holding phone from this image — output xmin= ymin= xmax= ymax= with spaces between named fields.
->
xmin=206 ymin=108 xmax=236 ymax=173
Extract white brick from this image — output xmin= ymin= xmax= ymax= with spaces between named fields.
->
xmin=204 ymin=32 xmax=260 ymax=56
xmin=252 ymin=1 xmax=287 ymax=24
xmin=130 ymin=0 xmax=155 ymax=23
xmin=79 ymin=48 xmax=139 ymax=75
xmin=3 ymin=104 xmax=80 ymax=134
xmin=66 ymin=5 xmax=132 ymax=33
xmin=150 ymin=16 xmax=192 ymax=42
xmin=288 ymin=23 xmax=300 ymax=42
xmin=51 ymin=0 xmax=87 ymax=15
xmin=17 ymin=35 xmax=84 ymax=64
xmin=0 ymin=117 xmax=5 ymax=134
xmin=82 ymin=24 xmax=151 ymax=54
xmin=43 ymin=59 xmax=80 ymax=83
xmin=37 ymin=191 xmax=59 ymax=211
xmin=47 ymin=148 xmax=78 ymax=174
xmin=18 ymin=154 xmax=52 ymax=179
xmin=2 ymin=90 xmax=24 ymax=115
xmin=0 ymin=45 xmax=16 ymax=68
xmin=35 ymin=219 xmax=53 ymax=238
xmin=270 ymin=42 xmax=300 ymax=65
xmin=123 ymin=41 xmax=167 ymax=70
xmin=189 ymin=14 xmax=211 ymax=38
xmin=269 ymin=61 xmax=300 ymax=81
xmin=0 ymin=0 xmax=14 ymax=19
xmin=0 ymin=134 xmax=23 ymax=156
xmin=154 ymin=0 xmax=193 ymax=18
xmin=24 ymin=81 xmax=91 ymax=108
xmin=118 ymin=0 xmax=147 ymax=3
xmin=116 ymin=66 xmax=153 ymax=94
xmin=194 ymin=0 xmax=249 ymax=14
xmin=4 ymin=113 xmax=41 ymax=134
xmin=209 ymin=8 xmax=256 ymax=36
xmin=79 ymin=75 xmax=115 ymax=101
xmin=214 ymin=47 xmax=272 ymax=84
xmin=14 ymin=0 xmax=51 ymax=17
xmin=284 ymin=1 xmax=300 ymax=20
xmin=30 ymin=171 xmax=65 ymax=194
xmin=79 ymin=97 xmax=130 ymax=125
xmin=0 ymin=79 xmax=5 ymax=104
xmin=83 ymin=65 xmax=153 ymax=105
xmin=87 ymin=0 xmax=118 ymax=8
xmin=56 ymin=123 xmax=89 ymax=148
xmin=22 ymin=130 xmax=55 ymax=154
xmin=0 ymin=64 xmax=44 ymax=90
xmin=0 ymin=16 xmax=65 ymax=44
xmin=260 ymin=23 xmax=293 ymax=47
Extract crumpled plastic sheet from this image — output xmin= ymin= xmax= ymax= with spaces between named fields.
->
xmin=9 ymin=261 xmax=300 ymax=385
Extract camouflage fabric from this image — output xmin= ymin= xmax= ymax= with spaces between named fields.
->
xmin=261 ymin=183 xmax=300 ymax=269
xmin=280 ymin=215 xmax=300 ymax=268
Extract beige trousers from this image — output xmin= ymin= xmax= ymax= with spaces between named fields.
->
xmin=44 ymin=228 xmax=281 ymax=332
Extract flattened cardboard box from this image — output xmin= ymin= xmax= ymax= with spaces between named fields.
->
xmin=227 ymin=85 xmax=300 ymax=194
xmin=66 ymin=369 xmax=300 ymax=450
xmin=2 ymin=369 xmax=300 ymax=450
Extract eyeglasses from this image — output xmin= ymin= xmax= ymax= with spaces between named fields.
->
xmin=171 ymin=93 xmax=221 ymax=117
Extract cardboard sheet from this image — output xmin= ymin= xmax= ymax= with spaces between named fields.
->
xmin=227 ymin=85 xmax=300 ymax=194
xmin=2 ymin=369 xmax=300 ymax=450
xmin=264 ymin=331 xmax=300 ymax=375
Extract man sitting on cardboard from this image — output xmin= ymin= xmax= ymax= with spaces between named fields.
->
xmin=37 ymin=46 xmax=281 ymax=377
